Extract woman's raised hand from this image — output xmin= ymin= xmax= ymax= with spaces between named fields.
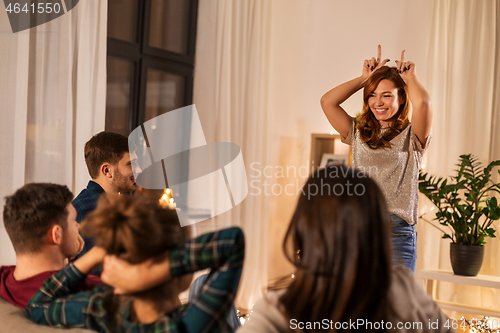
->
xmin=395 ymin=50 xmax=415 ymax=82
xmin=362 ymin=45 xmax=390 ymax=80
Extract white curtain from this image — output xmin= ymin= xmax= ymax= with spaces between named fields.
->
xmin=193 ymin=0 xmax=271 ymax=310
xmin=0 ymin=1 xmax=107 ymax=265
xmin=418 ymin=0 xmax=500 ymax=316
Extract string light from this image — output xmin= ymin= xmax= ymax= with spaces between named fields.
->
xmin=237 ymin=304 xmax=256 ymax=326
xmin=159 ymin=188 xmax=176 ymax=209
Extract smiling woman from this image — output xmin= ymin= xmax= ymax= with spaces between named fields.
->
xmin=357 ymin=65 xmax=410 ymax=149
xmin=320 ymin=45 xmax=433 ymax=273
xmin=368 ymin=80 xmax=402 ymax=125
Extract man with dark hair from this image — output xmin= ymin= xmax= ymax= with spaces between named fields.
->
xmin=0 ymin=183 xmax=100 ymax=309
xmin=72 ymin=131 xmax=141 ymax=262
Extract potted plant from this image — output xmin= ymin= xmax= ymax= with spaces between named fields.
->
xmin=419 ymin=154 xmax=500 ymax=276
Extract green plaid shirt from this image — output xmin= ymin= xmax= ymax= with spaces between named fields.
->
xmin=26 ymin=227 xmax=245 ymax=333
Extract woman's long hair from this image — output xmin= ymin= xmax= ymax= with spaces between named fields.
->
xmin=81 ymin=195 xmax=189 ymax=327
xmin=280 ymin=166 xmax=392 ymax=332
xmin=356 ymin=66 xmax=410 ymax=149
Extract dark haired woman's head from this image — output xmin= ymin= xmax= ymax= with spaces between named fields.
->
xmin=357 ymin=66 xmax=410 ymax=149
xmin=81 ymin=195 xmax=190 ymax=309
xmin=281 ymin=166 xmax=392 ymax=331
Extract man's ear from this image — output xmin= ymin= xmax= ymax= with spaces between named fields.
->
xmin=101 ymin=163 xmax=113 ymax=178
xmin=48 ymin=225 xmax=63 ymax=245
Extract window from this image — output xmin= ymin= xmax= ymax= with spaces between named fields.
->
xmin=105 ymin=0 xmax=198 ymax=136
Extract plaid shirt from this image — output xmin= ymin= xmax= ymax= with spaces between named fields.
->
xmin=71 ymin=180 xmax=105 ymax=262
xmin=26 ymin=227 xmax=244 ymax=333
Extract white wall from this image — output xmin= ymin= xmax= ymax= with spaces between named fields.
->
xmin=0 ymin=12 xmax=27 ymax=265
xmin=266 ymin=0 xmax=435 ymax=280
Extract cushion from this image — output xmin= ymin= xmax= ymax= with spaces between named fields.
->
xmin=0 ymin=298 xmax=95 ymax=333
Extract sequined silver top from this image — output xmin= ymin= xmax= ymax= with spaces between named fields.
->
xmin=341 ymin=118 xmax=431 ymax=225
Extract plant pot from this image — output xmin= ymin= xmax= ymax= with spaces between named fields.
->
xmin=450 ymin=243 xmax=484 ymax=276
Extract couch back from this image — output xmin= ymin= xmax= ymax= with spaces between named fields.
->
xmin=0 ymin=298 xmax=95 ymax=333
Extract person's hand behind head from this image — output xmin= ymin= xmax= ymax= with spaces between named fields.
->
xmin=362 ymin=45 xmax=390 ymax=80
xmin=101 ymin=255 xmax=148 ymax=294
xmin=102 ymin=254 xmax=172 ymax=294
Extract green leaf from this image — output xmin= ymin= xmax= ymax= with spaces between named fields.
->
xmin=486 ymin=198 xmax=500 ymax=220
xmin=489 ymin=209 xmax=500 ymax=220
xmin=487 ymin=197 xmax=498 ymax=207
xmin=485 ymin=228 xmax=496 ymax=237
xmin=484 ymin=160 xmax=500 ymax=177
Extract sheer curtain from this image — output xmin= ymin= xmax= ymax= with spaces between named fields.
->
xmin=0 ymin=1 xmax=107 ymax=264
xmin=418 ymin=0 xmax=500 ymax=315
xmin=193 ymin=0 xmax=272 ymax=310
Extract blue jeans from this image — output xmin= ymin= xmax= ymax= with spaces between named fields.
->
xmin=390 ymin=214 xmax=416 ymax=274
